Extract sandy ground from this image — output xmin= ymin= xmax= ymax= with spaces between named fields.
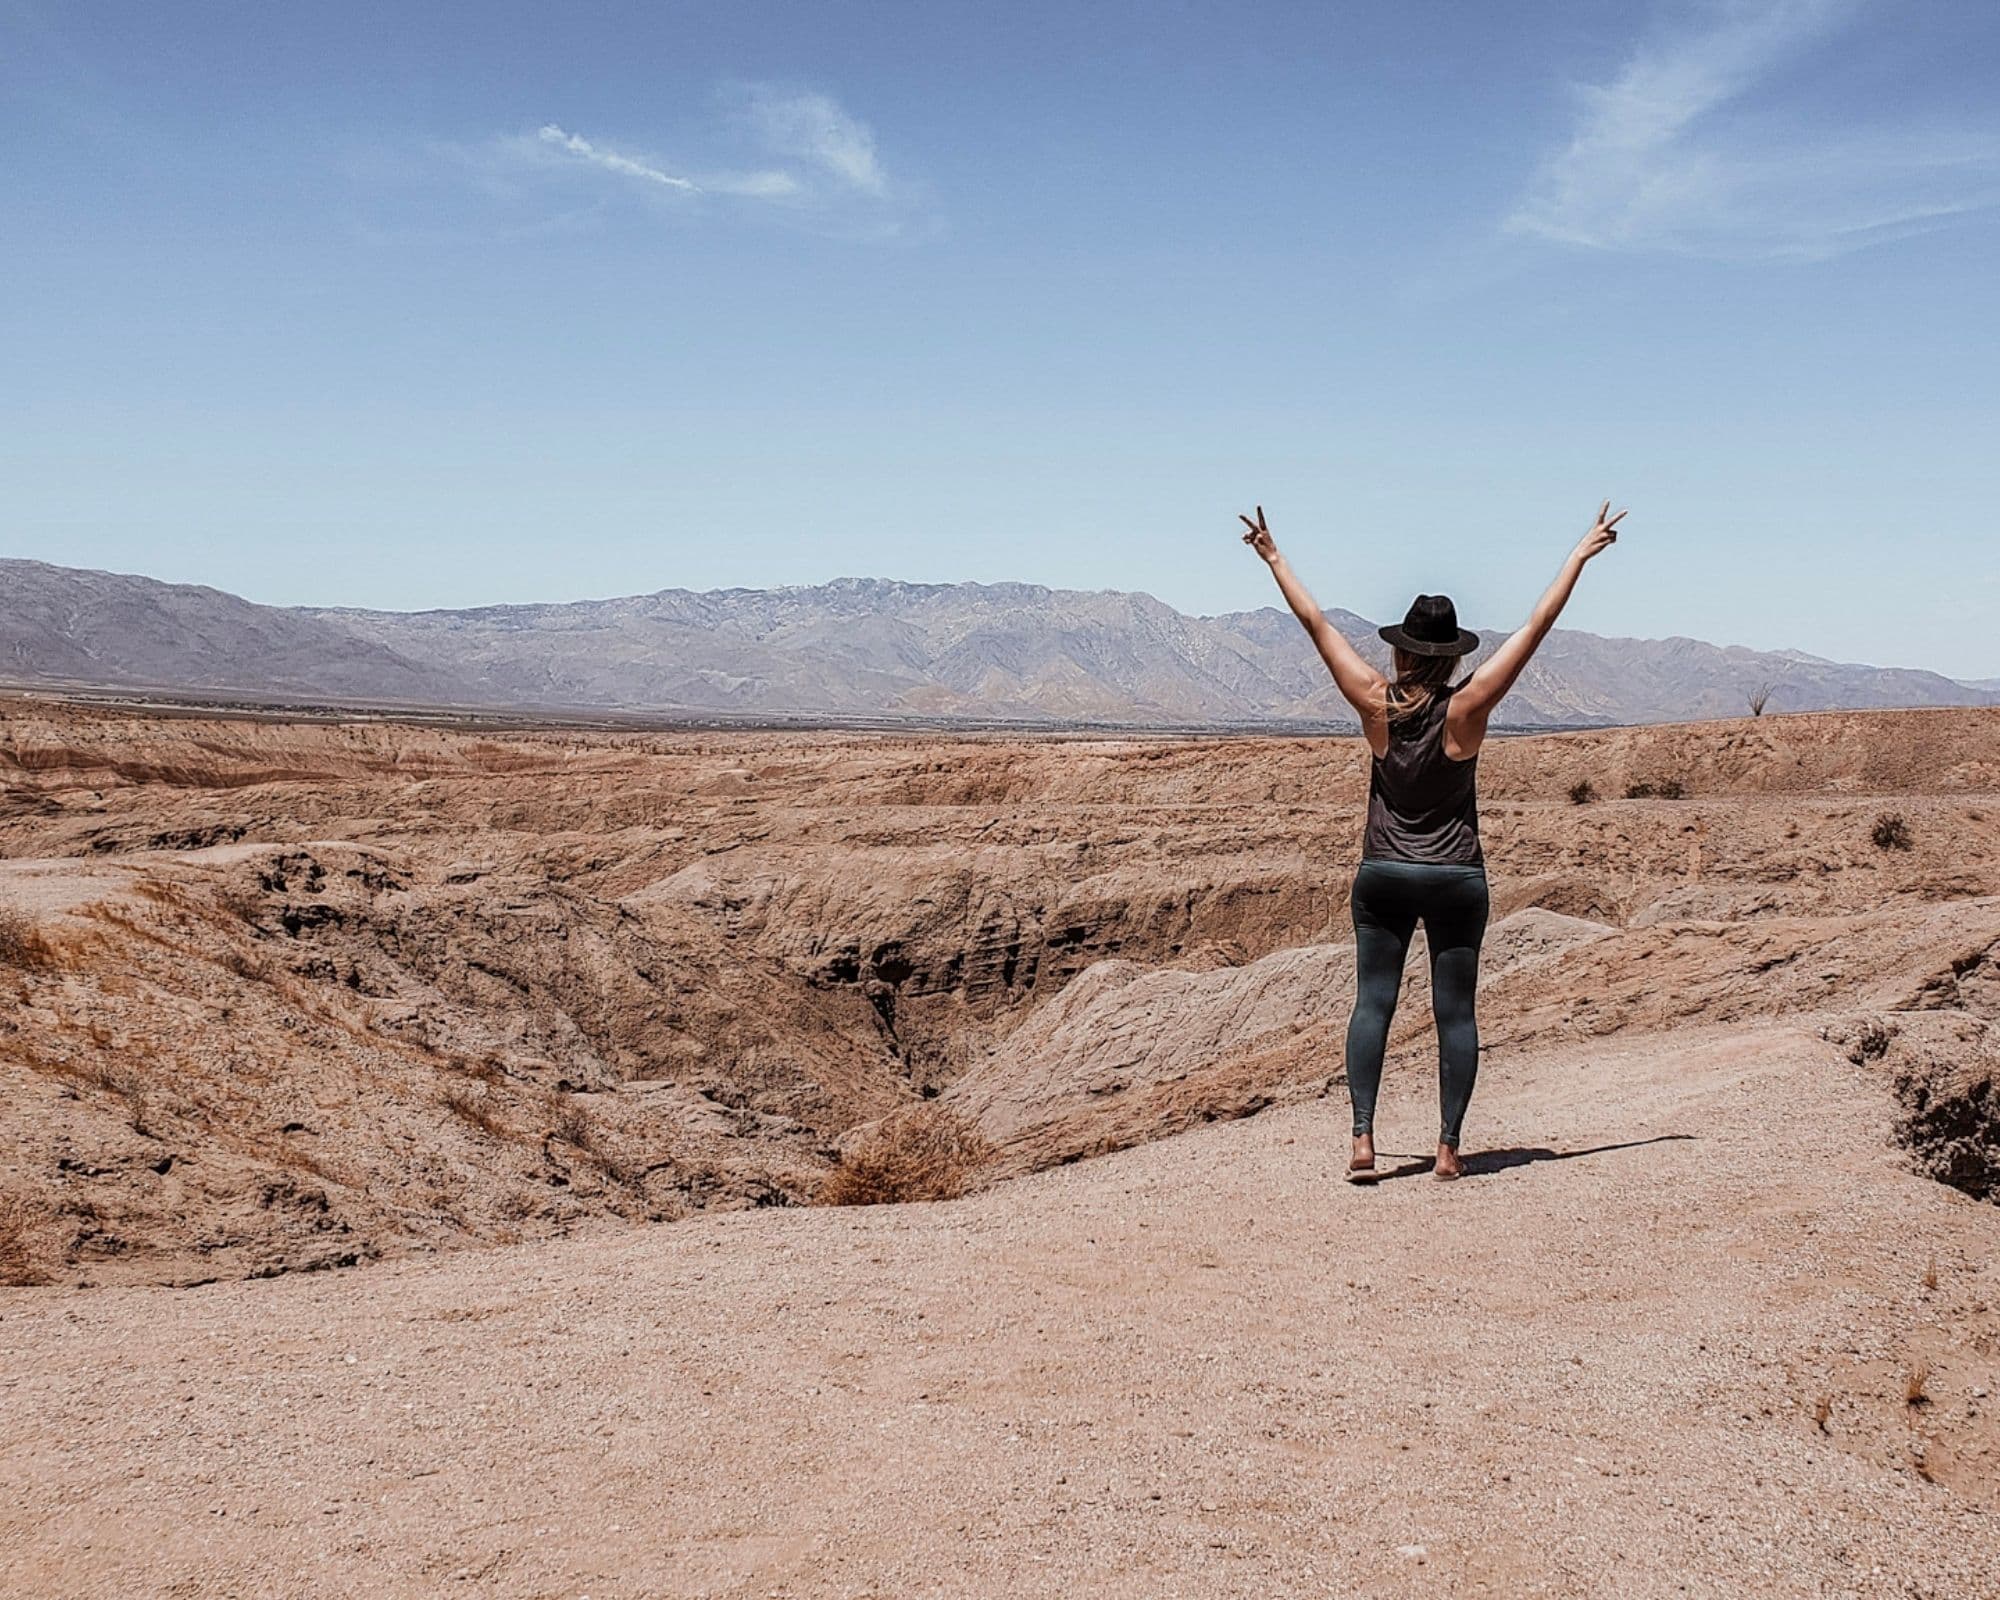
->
xmin=5 ymin=1023 xmax=1995 ymax=1599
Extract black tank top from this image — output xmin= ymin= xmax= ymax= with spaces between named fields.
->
xmin=1361 ymin=682 xmax=1483 ymax=866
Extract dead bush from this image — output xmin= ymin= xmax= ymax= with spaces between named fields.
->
xmin=0 ymin=909 xmax=59 ymax=972
xmin=63 ymin=1059 xmax=153 ymax=1135
xmin=548 ymin=1098 xmax=598 ymax=1153
xmin=0 ymin=1193 xmax=52 ymax=1287
xmin=816 ymin=1106 xmax=995 ymax=1207
xmin=497 ymin=1188 xmax=540 ymax=1221
xmin=1568 ymin=779 xmax=1596 ymax=805
xmin=1624 ymin=778 xmax=1687 ymax=800
xmin=441 ymin=1088 xmax=509 ymax=1141
xmin=1872 ymin=812 xmax=1913 ymax=851
xmin=222 ymin=948 xmax=271 ymax=982
xmin=214 ymin=882 xmax=268 ymax=927
xmin=467 ymin=1055 xmax=507 ymax=1086
xmin=271 ymin=1137 xmax=336 ymax=1182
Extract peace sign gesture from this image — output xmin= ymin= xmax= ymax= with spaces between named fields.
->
xmin=1576 ymin=500 xmax=1627 ymax=562
xmin=1238 ymin=505 xmax=1277 ymax=565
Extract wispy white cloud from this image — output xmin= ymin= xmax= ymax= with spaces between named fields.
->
xmin=482 ymin=86 xmax=898 ymax=228
xmin=739 ymin=87 xmax=888 ymax=196
xmin=536 ymin=123 xmax=700 ymax=192
xmin=1507 ymin=0 xmax=2000 ymax=259
xmin=532 ymin=123 xmax=801 ymax=201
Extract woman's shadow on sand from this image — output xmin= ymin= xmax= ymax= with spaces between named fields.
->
xmin=1371 ymin=1133 xmax=1695 ymax=1182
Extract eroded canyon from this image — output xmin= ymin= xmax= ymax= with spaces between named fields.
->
xmin=1 ymin=699 xmax=1994 ymax=1289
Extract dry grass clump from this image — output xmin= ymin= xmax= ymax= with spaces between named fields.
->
xmin=60 ymin=1058 xmax=155 ymax=1136
xmin=497 ymin=1187 xmax=540 ymax=1222
xmin=441 ymin=1088 xmax=510 ymax=1141
xmin=1872 ymin=812 xmax=1913 ymax=851
xmin=1567 ymin=779 xmax=1596 ymax=805
xmin=0 ymin=1194 xmax=53 ymax=1287
xmin=1810 ymin=1392 xmax=1833 ymax=1434
xmin=816 ymin=1106 xmax=995 ymax=1207
xmin=1625 ymin=778 xmax=1687 ymax=800
xmin=547 ymin=1097 xmax=599 ymax=1153
xmin=0 ymin=908 xmax=61 ymax=972
xmin=1904 ymin=1360 xmax=1932 ymax=1409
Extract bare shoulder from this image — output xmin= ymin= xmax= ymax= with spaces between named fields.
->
xmin=1358 ymin=692 xmax=1391 ymax=758
xmin=1443 ymin=692 xmax=1488 ymax=761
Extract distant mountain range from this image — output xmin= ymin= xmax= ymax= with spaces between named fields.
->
xmin=2 ymin=558 xmax=1993 ymax=728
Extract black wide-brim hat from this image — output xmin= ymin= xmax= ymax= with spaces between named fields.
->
xmin=1379 ymin=594 xmax=1479 ymax=658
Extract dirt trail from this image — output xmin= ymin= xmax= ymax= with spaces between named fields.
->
xmin=4 ymin=1022 xmax=1995 ymax=1599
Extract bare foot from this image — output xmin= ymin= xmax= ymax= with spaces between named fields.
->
xmin=1433 ymin=1142 xmax=1463 ymax=1181
xmin=1346 ymin=1134 xmax=1379 ymax=1184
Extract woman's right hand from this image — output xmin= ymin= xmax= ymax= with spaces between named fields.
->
xmin=1575 ymin=500 xmax=1627 ymax=562
xmin=1238 ymin=505 xmax=1278 ymax=564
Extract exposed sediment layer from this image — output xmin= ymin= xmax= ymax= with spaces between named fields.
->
xmin=1 ymin=701 xmax=1995 ymax=1286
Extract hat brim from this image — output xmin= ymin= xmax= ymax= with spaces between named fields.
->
xmin=1379 ymin=624 xmax=1480 ymax=658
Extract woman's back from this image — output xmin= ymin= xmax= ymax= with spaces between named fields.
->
xmin=1362 ymin=685 xmax=1482 ymax=866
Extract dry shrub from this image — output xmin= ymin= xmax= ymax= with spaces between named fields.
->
xmin=272 ymin=1137 xmax=336 ymax=1182
xmin=1872 ymin=812 xmax=1913 ymax=851
xmin=78 ymin=903 xmax=178 ymax=953
xmin=0 ymin=1193 xmax=52 ymax=1287
xmin=0 ymin=909 xmax=60 ymax=972
xmin=63 ymin=1059 xmax=153 ymax=1135
xmin=441 ymin=1088 xmax=509 ymax=1141
xmin=497 ymin=1188 xmax=539 ymax=1221
xmin=1811 ymin=1392 xmax=1832 ymax=1434
xmin=222 ymin=948 xmax=271 ymax=983
xmin=817 ymin=1106 xmax=995 ymax=1207
xmin=214 ymin=881 xmax=268 ymax=927
xmin=1567 ymin=779 xmax=1596 ymax=805
xmin=1904 ymin=1361 xmax=1931 ymax=1408
xmin=464 ymin=1055 xmax=507 ymax=1086
xmin=1625 ymin=778 xmax=1687 ymax=800
xmin=547 ymin=1097 xmax=598 ymax=1152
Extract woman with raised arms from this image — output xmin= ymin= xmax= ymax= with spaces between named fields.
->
xmin=1239 ymin=501 xmax=1626 ymax=1180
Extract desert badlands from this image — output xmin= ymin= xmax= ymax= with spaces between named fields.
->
xmin=1 ymin=697 xmax=1996 ymax=1597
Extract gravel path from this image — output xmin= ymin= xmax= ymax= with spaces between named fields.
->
xmin=4 ymin=1023 xmax=1996 ymax=1599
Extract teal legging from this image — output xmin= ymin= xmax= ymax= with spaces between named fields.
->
xmin=1344 ymin=859 xmax=1490 ymax=1148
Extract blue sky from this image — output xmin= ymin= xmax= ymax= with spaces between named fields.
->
xmin=4 ymin=0 xmax=1997 ymax=677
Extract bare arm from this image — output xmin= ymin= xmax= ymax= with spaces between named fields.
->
xmin=1238 ymin=506 xmax=1386 ymax=719
xmin=1455 ymin=501 xmax=1626 ymax=730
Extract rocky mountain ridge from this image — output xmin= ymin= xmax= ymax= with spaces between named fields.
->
xmin=3 ymin=558 xmax=1992 ymax=727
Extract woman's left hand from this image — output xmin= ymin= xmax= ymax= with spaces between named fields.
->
xmin=1238 ymin=505 xmax=1277 ymax=564
xmin=1575 ymin=500 xmax=1627 ymax=562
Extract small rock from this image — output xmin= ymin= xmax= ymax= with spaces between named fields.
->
xmin=1396 ymin=1544 xmax=1428 ymax=1562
